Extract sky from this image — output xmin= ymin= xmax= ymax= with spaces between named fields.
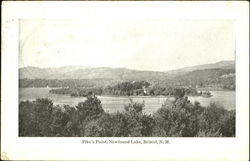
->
xmin=19 ymin=19 xmax=235 ymax=71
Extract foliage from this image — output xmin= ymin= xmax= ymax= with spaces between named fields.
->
xmin=168 ymin=68 xmax=235 ymax=90
xmin=19 ymin=78 xmax=114 ymax=88
xmin=71 ymin=87 xmax=103 ymax=97
xmin=103 ymin=81 xmax=150 ymax=96
xmin=49 ymin=81 xmax=202 ymax=98
xmin=19 ymin=98 xmax=54 ymax=136
xmin=19 ymin=95 xmax=235 ymax=137
xmin=152 ymin=99 xmax=235 ymax=137
xmin=20 ymin=67 xmax=235 ymax=91
xmin=76 ymin=94 xmax=104 ymax=120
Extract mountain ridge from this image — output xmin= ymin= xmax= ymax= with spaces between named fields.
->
xmin=19 ymin=60 xmax=235 ymax=80
xmin=166 ymin=60 xmax=234 ymax=75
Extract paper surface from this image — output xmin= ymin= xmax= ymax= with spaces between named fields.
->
xmin=1 ymin=1 xmax=249 ymax=160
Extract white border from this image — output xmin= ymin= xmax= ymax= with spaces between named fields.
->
xmin=1 ymin=1 xmax=249 ymax=160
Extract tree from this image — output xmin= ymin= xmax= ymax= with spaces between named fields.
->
xmin=19 ymin=98 xmax=54 ymax=136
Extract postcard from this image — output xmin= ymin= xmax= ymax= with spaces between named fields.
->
xmin=1 ymin=1 xmax=249 ymax=160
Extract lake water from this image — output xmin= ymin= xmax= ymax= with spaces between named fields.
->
xmin=19 ymin=88 xmax=235 ymax=114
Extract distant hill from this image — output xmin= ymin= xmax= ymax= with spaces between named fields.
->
xmin=166 ymin=60 xmax=234 ymax=75
xmin=168 ymin=68 xmax=235 ymax=89
xmin=19 ymin=60 xmax=235 ymax=81
xmin=19 ymin=65 xmax=89 ymax=79
xmin=19 ymin=66 xmax=168 ymax=80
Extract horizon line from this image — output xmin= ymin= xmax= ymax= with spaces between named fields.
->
xmin=19 ymin=59 xmax=235 ymax=72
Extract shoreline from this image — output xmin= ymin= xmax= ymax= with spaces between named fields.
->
xmin=19 ymin=87 xmax=235 ymax=99
xmin=20 ymin=87 xmax=235 ymax=92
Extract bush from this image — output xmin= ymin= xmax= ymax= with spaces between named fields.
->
xmin=153 ymin=98 xmax=235 ymax=137
xmin=19 ymin=98 xmax=54 ymax=136
xmin=84 ymin=113 xmax=128 ymax=137
xmin=76 ymin=94 xmax=104 ymax=121
xmin=19 ymin=96 xmax=235 ymax=137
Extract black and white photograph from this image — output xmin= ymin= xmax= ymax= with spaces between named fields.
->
xmin=1 ymin=1 xmax=249 ymax=160
xmin=19 ymin=19 xmax=236 ymax=137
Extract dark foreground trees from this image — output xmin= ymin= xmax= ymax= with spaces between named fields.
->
xmin=19 ymin=95 xmax=235 ymax=137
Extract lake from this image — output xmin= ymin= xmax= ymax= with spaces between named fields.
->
xmin=19 ymin=88 xmax=235 ymax=114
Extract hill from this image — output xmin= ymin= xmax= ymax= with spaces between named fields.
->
xmin=166 ymin=60 xmax=234 ymax=75
xmin=19 ymin=66 xmax=168 ymax=80
xmin=19 ymin=60 xmax=235 ymax=90
xmin=167 ymin=68 xmax=235 ymax=90
xmin=19 ymin=60 xmax=234 ymax=80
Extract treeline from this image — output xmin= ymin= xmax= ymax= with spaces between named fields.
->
xmin=50 ymin=87 xmax=102 ymax=97
xmin=103 ymin=85 xmax=199 ymax=97
xmin=19 ymin=94 xmax=235 ymax=137
xmin=19 ymin=68 xmax=235 ymax=91
xmin=166 ymin=68 xmax=235 ymax=90
xmin=103 ymin=81 xmax=150 ymax=96
xmin=147 ymin=86 xmax=199 ymax=96
xmin=19 ymin=78 xmax=115 ymax=88
xmin=49 ymin=81 xmax=151 ymax=97
xmin=49 ymin=81 xmax=201 ymax=97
